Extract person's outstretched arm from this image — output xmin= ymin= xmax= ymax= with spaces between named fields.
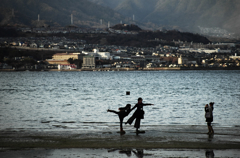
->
xmin=143 ymin=103 xmax=154 ymax=106
xmin=129 ymin=104 xmax=137 ymax=112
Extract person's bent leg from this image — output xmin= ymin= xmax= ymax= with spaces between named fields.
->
xmin=107 ymin=110 xmax=118 ymax=115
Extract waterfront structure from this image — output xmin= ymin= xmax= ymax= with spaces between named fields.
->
xmin=58 ymin=64 xmax=77 ymax=70
xmin=46 ymin=59 xmax=69 ymax=65
xmin=179 ymin=48 xmax=231 ymax=54
xmin=82 ymin=56 xmax=95 ymax=69
xmin=144 ymin=55 xmax=161 ymax=62
xmin=46 ymin=52 xmax=82 ymax=65
xmin=178 ymin=56 xmax=188 ymax=65
xmin=52 ymin=52 xmax=81 ymax=60
xmin=229 ymin=54 xmax=240 ymax=60
xmin=178 ymin=56 xmax=198 ymax=66
xmin=131 ymin=56 xmax=145 ymax=62
xmin=82 ymin=49 xmax=110 ymax=60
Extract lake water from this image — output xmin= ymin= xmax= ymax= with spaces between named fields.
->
xmin=0 ymin=70 xmax=240 ymax=131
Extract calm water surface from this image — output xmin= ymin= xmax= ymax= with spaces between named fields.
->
xmin=0 ymin=70 xmax=240 ymax=131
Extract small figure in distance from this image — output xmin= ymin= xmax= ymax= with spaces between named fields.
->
xmin=205 ymin=102 xmax=214 ymax=135
xmin=107 ymin=104 xmax=131 ymax=134
xmin=125 ymin=97 xmax=154 ymax=133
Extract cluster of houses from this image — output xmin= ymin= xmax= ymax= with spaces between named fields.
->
xmin=44 ymin=45 xmax=240 ymax=70
xmin=1 ymin=35 xmax=240 ymax=70
xmin=0 ymin=36 xmax=86 ymax=51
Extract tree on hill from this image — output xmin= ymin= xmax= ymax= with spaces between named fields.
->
xmin=68 ymin=58 xmax=82 ymax=68
xmin=111 ymin=24 xmax=142 ymax=31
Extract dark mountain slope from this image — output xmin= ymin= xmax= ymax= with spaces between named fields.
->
xmin=88 ymin=0 xmax=125 ymax=9
xmin=91 ymin=0 xmax=240 ymax=34
xmin=0 ymin=0 xmax=126 ymax=27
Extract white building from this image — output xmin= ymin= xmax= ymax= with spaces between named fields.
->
xmin=97 ymin=52 xmax=110 ymax=59
xmin=178 ymin=56 xmax=188 ymax=65
xmin=58 ymin=64 xmax=77 ymax=70
xmin=178 ymin=56 xmax=197 ymax=65
xmin=203 ymin=48 xmax=231 ymax=54
xmin=82 ymin=49 xmax=110 ymax=60
xmin=93 ymin=49 xmax=110 ymax=59
xmin=229 ymin=53 xmax=240 ymax=60
xmin=179 ymin=48 xmax=231 ymax=54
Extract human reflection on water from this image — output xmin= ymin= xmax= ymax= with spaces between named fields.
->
xmin=205 ymin=150 xmax=214 ymax=158
xmin=132 ymin=149 xmax=144 ymax=158
xmin=108 ymin=149 xmax=131 ymax=157
xmin=108 ymin=149 xmax=152 ymax=158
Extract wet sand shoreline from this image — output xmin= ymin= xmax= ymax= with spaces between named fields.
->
xmin=1 ymin=125 xmax=240 ymax=157
xmin=1 ymin=125 xmax=240 ymax=149
xmin=1 ymin=148 xmax=240 ymax=158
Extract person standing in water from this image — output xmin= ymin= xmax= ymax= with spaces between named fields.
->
xmin=107 ymin=104 xmax=131 ymax=133
xmin=125 ymin=98 xmax=154 ymax=133
xmin=205 ymin=102 xmax=214 ymax=134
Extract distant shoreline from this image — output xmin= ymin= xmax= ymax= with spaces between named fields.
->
xmin=1 ymin=67 xmax=240 ymax=72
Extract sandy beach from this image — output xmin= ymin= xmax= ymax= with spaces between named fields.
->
xmin=0 ymin=125 xmax=240 ymax=157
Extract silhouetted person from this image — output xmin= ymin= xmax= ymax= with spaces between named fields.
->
xmin=125 ymin=97 xmax=154 ymax=133
xmin=205 ymin=102 xmax=214 ymax=134
xmin=107 ymin=104 xmax=131 ymax=133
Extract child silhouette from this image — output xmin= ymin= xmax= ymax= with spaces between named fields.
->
xmin=107 ymin=104 xmax=131 ymax=134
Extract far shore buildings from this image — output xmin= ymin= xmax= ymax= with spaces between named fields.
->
xmin=58 ymin=64 xmax=77 ymax=70
xmin=82 ymin=49 xmax=110 ymax=60
xmin=179 ymin=48 xmax=231 ymax=54
xmin=46 ymin=50 xmax=102 ymax=69
xmin=82 ymin=56 xmax=95 ymax=69
xmin=46 ymin=50 xmax=98 ymax=69
xmin=46 ymin=52 xmax=83 ymax=69
xmin=178 ymin=55 xmax=198 ymax=65
xmin=44 ymin=46 xmax=239 ymax=70
xmin=229 ymin=53 xmax=240 ymax=60
xmin=46 ymin=52 xmax=82 ymax=65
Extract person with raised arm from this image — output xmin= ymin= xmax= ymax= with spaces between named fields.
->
xmin=205 ymin=102 xmax=214 ymax=135
xmin=125 ymin=97 xmax=154 ymax=133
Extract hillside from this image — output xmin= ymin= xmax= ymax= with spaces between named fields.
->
xmin=0 ymin=0 xmax=126 ymax=27
xmin=2 ymin=0 xmax=239 ymax=35
xmin=73 ymin=28 xmax=211 ymax=47
xmin=90 ymin=0 xmax=240 ymax=34
xmin=111 ymin=24 xmax=142 ymax=31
